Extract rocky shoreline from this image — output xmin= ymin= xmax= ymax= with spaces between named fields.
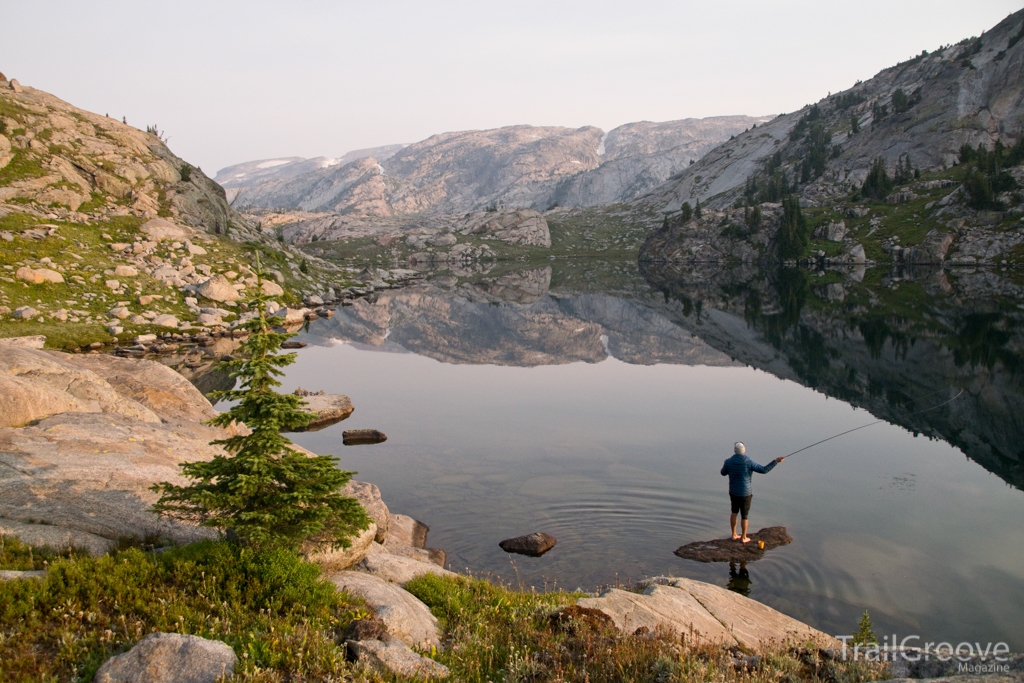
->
xmin=1 ymin=335 xmax=851 ymax=677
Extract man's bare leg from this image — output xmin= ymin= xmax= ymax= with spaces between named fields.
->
xmin=741 ymin=518 xmax=751 ymax=543
xmin=730 ymin=512 xmax=740 ymax=540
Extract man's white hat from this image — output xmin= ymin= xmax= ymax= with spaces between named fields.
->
xmin=734 ymin=442 xmax=745 ymax=454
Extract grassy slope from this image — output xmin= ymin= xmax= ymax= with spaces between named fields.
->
xmin=0 ymin=210 xmax=343 ymax=349
xmin=0 ymin=537 xmax=886 ymax=683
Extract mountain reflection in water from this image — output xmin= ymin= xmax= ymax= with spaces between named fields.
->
xmin=301 ymin=261 xmax=1024 ymax=490
xmin=282 ymin=259 xmax=1024 ymax=648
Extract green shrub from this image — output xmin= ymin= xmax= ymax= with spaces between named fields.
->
xmin=0 ymin=541 xmax=364 ymax=682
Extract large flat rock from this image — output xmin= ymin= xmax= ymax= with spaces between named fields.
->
xmin=54 ymin=352 xmax=220 ymax=426
xmin=0 ymin=347 xmax=160 ymax=429
xmin=329 ymin=571 xmax=441 ymax=649
xmin=579 ymin=576 xmax=837 ymax=650
xmin=578 ymin=586 xmax=737 ymax=644
xmin=674 ymin=526 xmax=792 ymax=562
xmin=0 ymin=412 xmax=224 ymax=551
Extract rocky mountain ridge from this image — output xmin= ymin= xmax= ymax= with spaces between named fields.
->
xmin=226 ymin=116 xmax=768 ymax=217
xmin=0 ymin=75 xmax=357 ymax=348
xmin=215 ymin=143 xmax=408 ymax=201
xmin=644 ymin=11 xmax=1024 ymax=212
xmin=638 ymin=9 xmax=1024 ymax=267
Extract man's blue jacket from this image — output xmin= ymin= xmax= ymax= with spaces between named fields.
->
xmin=721 ymin=453 xmax=777 ymax=497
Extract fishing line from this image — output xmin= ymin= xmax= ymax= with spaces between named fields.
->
xmin=780 ymin=387 xmax=965 ymax=458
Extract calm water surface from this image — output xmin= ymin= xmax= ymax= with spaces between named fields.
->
xmin=279 ymin=261 xmax=1024 ymax=648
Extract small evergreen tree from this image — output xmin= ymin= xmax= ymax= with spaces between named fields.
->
xmin=694 ymin=199 xmax=703 ymax=219
xmin=299 ymin=259 xmax=309 ymax=274
xmin=891 ymin=88 xmax=909 ymax=113
xmin=747 ymin=204 xmax=763 ymax=230
xmin=852 ymin=610 xmax=878 ymax=646
xmin=850 ymin=113 xmax=860 ymax=134
xmin=893 ymin=154 xmax=915 ymax=185
xmin=862 ymin=157 xmax=893 ymax=200
xmin=871 ymin=101 xmax=888 ymax=127
xmin=777 ymin=196 xmax=808 ymax=259
xmin=152 ymin=255 xmax=370 ymax=551
xmin=679 ymin=201 xmax=693 ymax=223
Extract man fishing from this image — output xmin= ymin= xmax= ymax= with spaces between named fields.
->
xmin=721 ymin=442 xmax=784 ymax=543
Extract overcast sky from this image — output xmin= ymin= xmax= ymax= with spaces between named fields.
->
xmin=3 ymin=1 xmax=1021 ymax=173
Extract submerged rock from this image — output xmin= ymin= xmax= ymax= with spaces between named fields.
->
xmin=499 ymin=532 xmax=557 ymax=557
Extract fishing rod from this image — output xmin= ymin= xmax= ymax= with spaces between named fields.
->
xmin=780 ymin=387 xmax=965 ymax=459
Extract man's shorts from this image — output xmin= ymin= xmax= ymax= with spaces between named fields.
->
xmin=730 ymin=494 xmax=752 ymax=519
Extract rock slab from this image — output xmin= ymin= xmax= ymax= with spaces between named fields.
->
xmin=674 ymin=526 xmax=792 ymax=562
xmin=93 ymin=632 xmax=237 ymax=683
xmin=356 ymin=549 xmax=455 ymax=585
xmin=329 ymin=571 xmax=441 ymax=649
xmin=579 ymin=576 xmax=837 ymax=649
xmin=499 ymin=532 xmax=556 ymax=557
xmin=347 ymin=639 xmax=449 ymax=679
xmin=385 ymin=514 xmax=430 ymax=549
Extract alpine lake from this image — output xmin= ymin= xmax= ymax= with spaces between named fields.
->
xmin=271 ymin=256 xmax=1024 ymax=649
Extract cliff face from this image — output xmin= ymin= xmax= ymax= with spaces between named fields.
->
xmin=227 ymin=117 xmax=766 ymax=217
xmin=642 ymin=11 xmax=1024 ymax=213
xmin=0 ymin=78 xmax=248 ymax=236
xmin=550 ymin=116 xmax=771 ymax=208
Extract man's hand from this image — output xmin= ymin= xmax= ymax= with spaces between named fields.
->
xmin=775 ymin=456 xmax=786 ymax=463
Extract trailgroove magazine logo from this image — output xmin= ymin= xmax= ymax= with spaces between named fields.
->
xmin=834 ymin=634 xmax=1012 ymax=673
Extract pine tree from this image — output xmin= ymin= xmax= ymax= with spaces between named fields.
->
xmin=777 ymin=196 xmax=808 ymax=259
xmin=852 ymin=610 xmax=878 ymax=645
xmin=679 ymin=202 xmax=693 ymax=223
xmin=694 ymin=199 xmax=703 ymax=219
xmin=747 ymin=204 xmax=763 ymax=230
xmin=862 ymin=157 xmax=893 ymax=200
xmin=152 ymin=255 xmax=370 ymax=551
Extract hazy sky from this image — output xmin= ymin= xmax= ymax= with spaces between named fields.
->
xmin=3 ymin=1 xmax=1021 ymax=173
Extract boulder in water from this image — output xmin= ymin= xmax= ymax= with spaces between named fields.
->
xmin=343 ymin=429 xmax=387 ymax=445
xmin=499 ymin=531 xmax=556 ymax=557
